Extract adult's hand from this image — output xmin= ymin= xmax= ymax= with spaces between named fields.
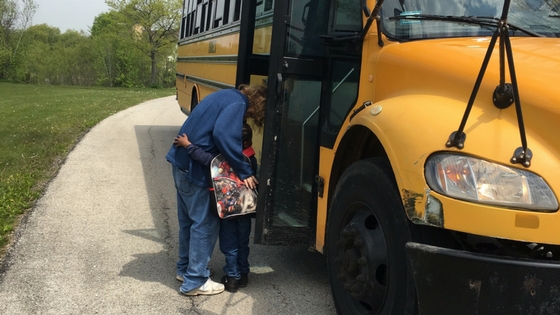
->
xmin=243 ymin=175 xmax=258 ymax=190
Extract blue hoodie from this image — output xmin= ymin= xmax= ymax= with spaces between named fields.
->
xmin=166 ymin=89 xmax=253 ymax=188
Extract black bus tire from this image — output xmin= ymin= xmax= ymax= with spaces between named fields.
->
xmin=325 ymin=158 xmax=418 ymax=315
xmin=191 ymin=88 xmax=199 ymax=111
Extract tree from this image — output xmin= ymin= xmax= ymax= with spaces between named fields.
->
xmin=0 ymin=0 xmax=36 ymax=80
xmin=20 ymin=24 xmax=62 ymax=84
xmin=105 ymin=0 xmax=181 ymax=87
xmin=16 ymin=24 xmax=98 ymax=85
xmin=91 ymin=11 xmax=150 ymax=87
xmin=1 ymin=0 xmax=19 ymax=79
xmin=12 ymin=0 xmax=36 ymax=58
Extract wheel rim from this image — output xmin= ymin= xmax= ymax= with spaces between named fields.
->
xmin=335 ymin=205 xmax=389 ymax=313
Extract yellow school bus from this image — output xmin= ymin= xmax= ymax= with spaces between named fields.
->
xmin=176 ymin=0 xmax=560 ymax=314
xmin=175 ymin=0 xmax=272 ymax=114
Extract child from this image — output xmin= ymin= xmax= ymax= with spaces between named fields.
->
xmin=173 ymin=123 xmax=257 ymax=293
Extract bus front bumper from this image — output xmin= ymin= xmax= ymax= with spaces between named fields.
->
xmin=406 ymin=242 xmax=560 ymax=315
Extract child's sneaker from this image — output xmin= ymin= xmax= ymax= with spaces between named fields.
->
xmin=181 ymin=278 xmax=224 ymax=296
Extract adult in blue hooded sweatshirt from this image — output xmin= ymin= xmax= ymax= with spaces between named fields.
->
xmin=166 ymin=84 xmax=266 ymax=296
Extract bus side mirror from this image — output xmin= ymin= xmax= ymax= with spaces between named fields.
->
xmin=302 ymin=1 xmax=311 ymax=25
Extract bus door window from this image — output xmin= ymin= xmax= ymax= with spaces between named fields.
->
xmin=286 ymin=0 xmax=329 ymax=57
xmin=320 ymin=0 xmax=362 ymax=148
xmin=273 ymin=76 xmax=322 ymax=227
xmin=266 ymin=0 xmax=330 ymax=229
xmin=331 ymin=0 xmax=362 ymax=33
xmin=321 ymin=59 xmax=361 ymax=148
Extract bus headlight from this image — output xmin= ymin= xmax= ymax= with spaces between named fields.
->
xmin=425 ymin=154 xmax=558 ymax=212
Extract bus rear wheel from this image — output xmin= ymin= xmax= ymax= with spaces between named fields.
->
xmin=191 ymin=88 xmax=199 ymax=111
xmin=326 ymin=158 xmax=417 ymax=315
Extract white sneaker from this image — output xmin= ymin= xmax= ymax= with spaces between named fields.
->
xmin=182 ymin=278 xmax=225 ymax=296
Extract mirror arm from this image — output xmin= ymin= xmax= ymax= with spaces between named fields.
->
xmin=361 ymin=0 xmax=385 ymax=46
xmin=361 ymin=0 xmax=371 ymax=17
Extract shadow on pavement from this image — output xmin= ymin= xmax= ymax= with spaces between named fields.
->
xmin=132 ymin=123 xmax=336 ymax=314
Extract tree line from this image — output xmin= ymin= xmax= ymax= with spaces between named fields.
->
xmin=0 ymin=0 xmax=181 ymax=88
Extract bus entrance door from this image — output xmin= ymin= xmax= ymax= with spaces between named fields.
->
xmin=255 ymin=0 xmax=329 ymax=245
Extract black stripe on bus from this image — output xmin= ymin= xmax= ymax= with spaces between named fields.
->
xmin=176 ymin=55 xmax=238 ymax=63
xmin=175 ymin=72 xmax=234 ymax=91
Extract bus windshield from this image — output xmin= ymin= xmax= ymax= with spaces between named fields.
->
xmin=380 ymin=0 xmax=560 ymax=40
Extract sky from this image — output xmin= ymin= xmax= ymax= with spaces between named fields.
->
xmin=31 ymin=0 xmax=110 ymax=33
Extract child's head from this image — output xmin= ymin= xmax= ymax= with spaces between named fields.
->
xmin=239 ymin=84 xmax=267 ymax=128
xmin=242 ymin=123 xmax=253 ymax=149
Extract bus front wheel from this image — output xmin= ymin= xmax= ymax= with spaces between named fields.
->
xmin=326 ymin=158 xmax=418 ymax=315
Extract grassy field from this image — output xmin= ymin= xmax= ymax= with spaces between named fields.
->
xmin=0 ymin=83 xmax=175 ymax=256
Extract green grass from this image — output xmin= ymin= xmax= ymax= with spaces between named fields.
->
xmin=0 ymin=83 xmax=175 ymax=254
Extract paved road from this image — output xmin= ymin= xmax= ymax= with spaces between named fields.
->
xmin=0 ymin=96 xmax=336 ymax=315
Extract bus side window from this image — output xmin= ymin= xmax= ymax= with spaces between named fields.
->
xmin=214 ymin=0 xmax=225 ymax=28
xmin=195 ymin=2 xmax=202 ymax=34
xmin=265 ymin=0 xmax=273 ymax=11
xmin=189 ymin=10 xmax=195 ymax=36
xmin=223 ymin=0 xmax=231 ymax=25
xmin=228 ymin=0 xmax=236 ymax=24
xmin=186 ymin=1 xmax=193 ymax=37
xmin=180 ymin=16 xmax=187 ymax=39
xmin=204 ymin=0 xmax=213 ymax=32
xmin=200 ymin=2 xmax=207 ymax=33
xmin=256 ymin=0 xmax=274 ymax=17
xmin=229 ymin=0 xmax=241 ymax=23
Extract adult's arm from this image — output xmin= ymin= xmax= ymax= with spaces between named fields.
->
xmin=213 ymin=102 xmax=253 ymax=180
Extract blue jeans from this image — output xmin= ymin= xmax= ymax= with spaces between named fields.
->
xmin=219 ymin=216 xmax=252 ymax=279
xmin=172 ymin=166 xmax=220 ymax=292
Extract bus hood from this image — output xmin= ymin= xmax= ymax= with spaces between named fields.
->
xmin=374 ymin=36 xmax=560 ymax=163
xmin=375 ymin=37 xmax=560 ymax=116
